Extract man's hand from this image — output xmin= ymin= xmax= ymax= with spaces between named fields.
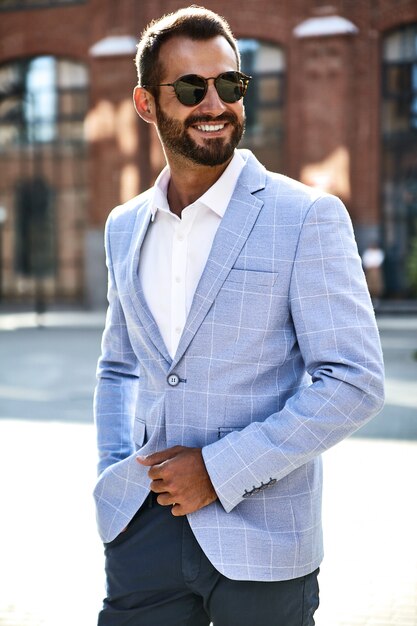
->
xmin=136 ymin=446 xmax=217 ymax=516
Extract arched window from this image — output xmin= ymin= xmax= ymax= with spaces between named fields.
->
xmin=238 ymin=39 xmax=285 ymax=173
xmin=0 ymin=56 xmax=88 ymax=302
xmin=382 ymin=24 xmax=417 ymax=297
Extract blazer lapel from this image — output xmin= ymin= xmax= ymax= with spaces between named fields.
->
xmin=170 ymin=153 xmax=266 ymax=371
xmin=127 ymin=202 xmax=173 ymax=365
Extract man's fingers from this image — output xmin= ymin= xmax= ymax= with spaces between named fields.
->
xmin=136 ymin=446 xmax=217 ymax=516
xmin=171 ymin=503 xmax=186 ymax=516
xmin=149 ymin=479 xmax=168 ymax=493
xmin=136 ymin=452 xmax=169 ymax=466
xmin=157 ymin=499 xmax=187 ymax=516
xmin=136 ymin=446 xmax=184 ymax=466
xmin=155 ymin=492 xmax=176 ymax=506
xmin=150 ymin=493 xmax=195 ymax=516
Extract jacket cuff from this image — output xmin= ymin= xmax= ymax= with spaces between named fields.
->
xmin=202 ymin=434 xmax=277 ymax=513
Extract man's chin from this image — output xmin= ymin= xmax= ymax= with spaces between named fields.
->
xmin=184 ymin=139 xmax=235 ymax=167
xmin=187 ymin=152 xmax=233 ymax=167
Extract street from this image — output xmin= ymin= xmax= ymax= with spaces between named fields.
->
xmin=0 ymin=312 xmax=416 ymax=625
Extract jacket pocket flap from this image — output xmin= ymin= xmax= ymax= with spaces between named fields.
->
xmin=218 ymin=425 xmax=245 ymax=439
xmin=226 ymin=269 xmax=278 ymax=286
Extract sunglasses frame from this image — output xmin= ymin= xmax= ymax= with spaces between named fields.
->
xmin=143 ymin=71 xmax=252 ymax=107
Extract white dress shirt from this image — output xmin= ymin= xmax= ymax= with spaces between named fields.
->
xmin=139 ymin=150 xmax=245 ymax=359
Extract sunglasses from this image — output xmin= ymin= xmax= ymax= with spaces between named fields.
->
xmin=143 ymin=71 xmax=252 ymax=107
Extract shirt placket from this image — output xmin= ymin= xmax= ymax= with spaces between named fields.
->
xmin=170 ymin=213 xmax=192 ymax=357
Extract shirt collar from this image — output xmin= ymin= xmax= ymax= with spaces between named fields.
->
xmin=151 ymin=167 xmax=171 ymax=219
xmin=150 ymin=150 xmax=246 ymax=220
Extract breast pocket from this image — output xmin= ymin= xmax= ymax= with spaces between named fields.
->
xmin=225 ymin=268 xmax=278 ymax=290
xmin=218 ymin=269 xmax=279 ymax=328
xmin=211 ymin=268 xmax=286 ymax=366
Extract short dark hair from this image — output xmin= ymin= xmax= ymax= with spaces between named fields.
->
xmin=135 ymin=5 xmax=240 ymax=97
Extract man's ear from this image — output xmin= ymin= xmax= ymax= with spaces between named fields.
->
xmin=133 ymin=86 xmax=155 ymax=123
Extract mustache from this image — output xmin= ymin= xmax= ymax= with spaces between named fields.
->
xmin=185 ymin=112 xmax=238 ymax=128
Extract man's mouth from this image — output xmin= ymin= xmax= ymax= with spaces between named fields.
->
xmin=186 ymin=114 xmax=236 ymax=135
xmin=195 ymin=123 xmax=226 ymax=133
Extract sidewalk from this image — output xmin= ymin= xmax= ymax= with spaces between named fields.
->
xmin=0 ymin=309 xmax=106 ymax=331
xmin=0 ymin=311 xmax=416 ymax=625
xmin=0 ymin=307 xmax=416 ymax=331
xmin=318 ymin=438 xmax=417 ymax=626
xmin=0 ymin=419 xmax=416 ymax=626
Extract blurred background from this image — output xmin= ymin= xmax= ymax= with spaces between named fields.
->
xmin=0 ymin=1 xmax=416 ymax=625
xmin=0 ymin=0 xmax=416 ymax=310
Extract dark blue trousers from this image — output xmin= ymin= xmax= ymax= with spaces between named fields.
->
xmin=98 ymin=494 xmax=319 ymax=626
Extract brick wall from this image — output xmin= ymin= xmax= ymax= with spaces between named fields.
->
xmin=0 ymin=0 xmax=416 ymax=303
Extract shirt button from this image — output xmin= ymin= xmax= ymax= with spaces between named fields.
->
xmin=177 ymin=234 xmax=184 ymax=241
xmin=175 ymin=276 xmax=181 ymax=283
xmin=175 ymin=326 xmax=181 ymax=334
xmin=167 ymin=373 xmax=180 ymax=387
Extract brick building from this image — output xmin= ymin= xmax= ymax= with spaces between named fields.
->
xmin=0 ymin=0 xmax=416 ymax=306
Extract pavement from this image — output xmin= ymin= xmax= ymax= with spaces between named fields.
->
xmin=0 ymin=311 xmax=416 ymax=626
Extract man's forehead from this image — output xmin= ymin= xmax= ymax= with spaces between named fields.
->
xmin=158 ymin=35 xmax=238 ymax=79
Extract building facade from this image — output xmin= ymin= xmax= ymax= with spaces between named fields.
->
xmin=0 ymin=0 xmax=416 ymax=306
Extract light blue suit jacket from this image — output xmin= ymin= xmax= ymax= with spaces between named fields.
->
xmin=94 ymin=149 xmax=384 ymax=581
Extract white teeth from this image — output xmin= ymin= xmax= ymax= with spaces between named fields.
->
xmin=197 ymin=124 xmax=225 ymax=132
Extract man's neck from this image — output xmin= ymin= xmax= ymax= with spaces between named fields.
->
xmin=165 ymin=153 xmax=233 ymax=217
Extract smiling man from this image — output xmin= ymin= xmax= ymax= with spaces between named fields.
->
xmin=94 ymin=6 xmax=384 ymax=626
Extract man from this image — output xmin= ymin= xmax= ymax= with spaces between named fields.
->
xmin=94 ymin=6 xmax=384 ymax=626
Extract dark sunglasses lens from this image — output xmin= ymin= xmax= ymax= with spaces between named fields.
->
xmin=216 ymin=72 xmax=247 ymax=103
xmin=175 ymin=74 xmax=206 ymax=105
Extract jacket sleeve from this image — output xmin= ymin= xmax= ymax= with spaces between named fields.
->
xmin=94 ymin=212 xmax=140 ymax=476
xmin=202 ymin=194 xmax=385 ymax=512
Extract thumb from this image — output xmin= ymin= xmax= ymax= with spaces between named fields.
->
xmin=136 ymin=446 xmax=183 ymax=466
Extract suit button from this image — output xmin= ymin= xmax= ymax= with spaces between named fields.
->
xmin=167 ymin=373 xmax=180 ymax=387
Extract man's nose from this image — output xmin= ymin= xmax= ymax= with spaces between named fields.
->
xmin=198 ymin=80 xmax=227 ymax=114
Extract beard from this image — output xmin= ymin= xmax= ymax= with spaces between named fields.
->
xmin=155 ymin=107 xmax=245 ymax=166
